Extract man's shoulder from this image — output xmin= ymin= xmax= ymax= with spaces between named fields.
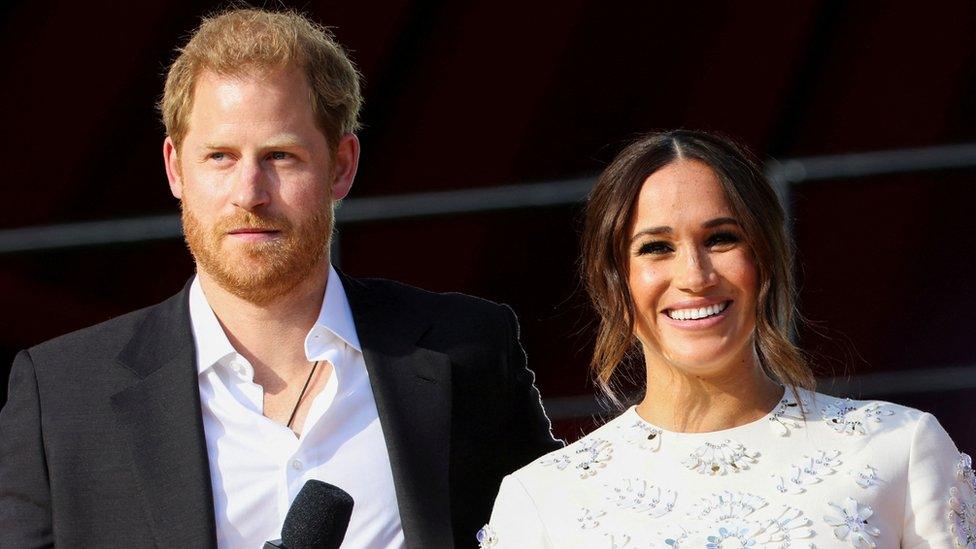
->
xmin=26 ymin=290 xmax=186 ymax=363
xmin=346 ymin=275 xmax=512 ymax=318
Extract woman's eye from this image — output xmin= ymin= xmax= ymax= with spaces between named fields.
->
xmin=706 ymin=232 xmax=740 ymax=248
xmin=637 ymin=241 xmax=674 ymax=255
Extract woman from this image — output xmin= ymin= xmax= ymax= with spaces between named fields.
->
xmin=479 ymin=130 xmax=974 ymax=548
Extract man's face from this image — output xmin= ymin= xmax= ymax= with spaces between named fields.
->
xmin=163 ymin=67 xmax=358 ymax=303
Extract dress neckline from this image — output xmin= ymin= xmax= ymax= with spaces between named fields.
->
xmin=625 ymin=387 xmax=807 ymax=439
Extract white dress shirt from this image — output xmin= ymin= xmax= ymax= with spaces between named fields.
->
xmin=189 ymin=267 xmax=405 ymax=548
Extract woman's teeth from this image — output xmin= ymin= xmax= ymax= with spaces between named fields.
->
xmin=666 ymin=302 xmax=729 ymax=321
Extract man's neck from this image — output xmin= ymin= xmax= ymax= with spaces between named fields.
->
xmin=197 ymin=262 xmax=330 ymax=378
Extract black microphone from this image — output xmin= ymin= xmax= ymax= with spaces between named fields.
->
xmin=264 ymin=480 xmax=355 ymax=549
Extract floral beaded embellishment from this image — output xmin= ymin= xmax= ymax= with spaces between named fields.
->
xmin=821 ymin=399 xmax=894 ymax=435
xmin=772 ymin=450 xmax=842 ymax=494
xmin=849 ymin=465 xmax=881 ymax=489
xmin=655 ymin=526 xmax=694 ymax=548
xmin=689 ymin=492 xmax=767 ymax=547
xmin=958 ymin=453 xmax=976 ymax=495
xmin=704 ymin=523 xmax=759 ymax=549
xmin=605 ymin=478 xmax=677 ymax=517
xmin=683 ymin=439 xmax=760 ymax=475
xmin=621 ymin=419 xmax=663 ymax=451
xmin=756 ymin=505 xmax=816 ymax=546
xmin=824 ymin=497 xmax=881 ymax=548
xmin=604 ymin=533 xmax=632 ymax=548
xmin=688 ymin=491 xmax=767 ymax=521
xmin=768 ymin=397 xmax=805 ymax=436
xmin=475 ymin=525 xmax=498 ymax=548
xmin=538 ymin=437 xmax=613 ymax=478
xmin=577 ymin=506 xmax=605 ymax=529
xmin=538 ymin=453 xmax=572 ymax=470
xmin=949 ymin=486 xmax=976 ymax=548
xmin=575 ymin=438 xmax=613 ymax=478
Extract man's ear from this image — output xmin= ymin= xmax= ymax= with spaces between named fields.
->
xmin=163 ymin=136 xmax=183 ymax=199
xmin=331 ymin=133 xmax=360 ymax=200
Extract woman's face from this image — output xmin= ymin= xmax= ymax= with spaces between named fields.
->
xmin=627 ymin=159 xmax=758 ymax=378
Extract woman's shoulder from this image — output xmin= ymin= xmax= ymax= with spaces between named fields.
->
xmin=508 ymin=407 xmax=637 ymax=488
xmin=795 ymin=388 xmax=930 ymax=437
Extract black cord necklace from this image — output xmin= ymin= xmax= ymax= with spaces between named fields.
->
xmin=286 ymin=360 xmax=320 ymax=432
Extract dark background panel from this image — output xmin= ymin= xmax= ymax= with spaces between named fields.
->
xmin=2 ymin=1 xmax=974 ymax=453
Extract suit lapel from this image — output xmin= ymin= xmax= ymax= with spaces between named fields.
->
xmin=110 ymin=286 xmax=217 ymax=547
xmin=341 ymin=274 xmax=454 ymax=548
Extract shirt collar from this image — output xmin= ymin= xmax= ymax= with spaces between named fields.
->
xmin=188 ymin=276 xmax=238 ymax=375
xmin=187 ymin=266 xmax=361 ymax=374
xmin=305 ymin=266 xmax=361 ymax=358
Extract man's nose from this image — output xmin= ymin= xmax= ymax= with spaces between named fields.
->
xmin=676 ymin=248 xmax=718 ymax=292
xmin=231 ymin=159 xmax=271 ymax=211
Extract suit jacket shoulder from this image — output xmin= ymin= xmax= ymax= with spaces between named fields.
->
xmin=26 ymin=289 xmax=188 ymax=376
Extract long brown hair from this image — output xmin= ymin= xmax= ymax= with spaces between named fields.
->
xmin=581 ymin=130 xmax=814 ymax=404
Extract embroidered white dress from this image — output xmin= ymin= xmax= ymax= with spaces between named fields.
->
xmin=482 ymin=389 xmax=975 ymax=548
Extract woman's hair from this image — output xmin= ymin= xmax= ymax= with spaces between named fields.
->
xmin=581 ymin=129 xmax=814 ymax=404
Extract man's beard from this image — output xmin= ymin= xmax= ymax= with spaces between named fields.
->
xmin=181 ymin=203 xmax=333 ymax=305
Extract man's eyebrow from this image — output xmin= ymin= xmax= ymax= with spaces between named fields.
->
xmin=263 ymin=136 xmax=306 ymax=149
xmin=198 ymin=137 xmax=307 ymax=149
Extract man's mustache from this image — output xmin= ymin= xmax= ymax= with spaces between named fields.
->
xmin=213 ymin=212 xmax=292 ymax=233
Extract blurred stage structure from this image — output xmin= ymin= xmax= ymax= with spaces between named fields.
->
xmin=3 ymin=143 xmax=975 ymax=437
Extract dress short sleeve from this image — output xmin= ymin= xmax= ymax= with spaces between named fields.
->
xmin=479 ymin=474 xmax=551 ymax=548
xmin=902 ymin=412 xmax=975 ymax=548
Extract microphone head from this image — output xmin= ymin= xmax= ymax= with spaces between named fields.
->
xmin=281 ymin=480 xmax=354 ymax=549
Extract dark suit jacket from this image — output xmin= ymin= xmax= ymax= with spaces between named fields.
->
xmin=0 ymin=273 xmax=562 ymax=548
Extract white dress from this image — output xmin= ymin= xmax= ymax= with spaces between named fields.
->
xmin=481 ymin=389 xmax=975 ymax=548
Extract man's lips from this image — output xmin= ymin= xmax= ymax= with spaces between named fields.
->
xmin=227 ymin=228 xmax=280 ymax=234
xmin=225 ymin=228 xmax=282 ymax=241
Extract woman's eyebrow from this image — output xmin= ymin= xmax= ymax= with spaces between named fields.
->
xmin=702 ymin=217 xmax=739 ymax=229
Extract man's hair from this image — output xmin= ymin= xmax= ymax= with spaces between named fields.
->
xmin=160 ymin=7 xmax=362 ymax=152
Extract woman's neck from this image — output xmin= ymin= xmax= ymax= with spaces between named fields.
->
xmin=635 ymin=358 xmax=784 ymax=433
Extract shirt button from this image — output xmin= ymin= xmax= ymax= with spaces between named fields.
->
xmin=291 ymin=459 xmax=303 ymax=470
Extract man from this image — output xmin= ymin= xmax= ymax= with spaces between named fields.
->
xmin=0 ymin=8 xmax=560 ymax=548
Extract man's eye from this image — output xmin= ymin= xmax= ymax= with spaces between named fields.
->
xmin=268 ymin=151 xmax=291 ymax=160
xmin=209 ymin=152 xmax=227 ymax=161
xmin=637 ymin=241 xmax=673 ymax=255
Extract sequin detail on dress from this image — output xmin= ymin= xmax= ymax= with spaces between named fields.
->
xmin=476 ymin=525 xmax=497 ymax=548
xmin=949 ymin=486 xmax=976 ymax=548
xmin=824 ymin=497 xmax=881 ymax=548
xmin=958 ymin=453 xmax=976 ymax=495
xmin=768 ymin=397 xmax=804 ymax=437
xmin=620 ymin=418 xmax=663 ymax=451
xmin=756 ymin=505 xmax=815 ymax=547
xmin=850 ymin=465 xmax=880 ymax=489
xmin=577 ymin=507 xmax=605 ymax=529
xmin=538 ymin=437 xmax=614 ymax=478
xmin=684 ymin=440 xmax=760 ymax=475
xmin=605 ymin=478 xmax=677 ymax=517
xmin=822 ymin=400 xmax=893 ymax=435
xmin=772 ymin=450 xmax=842 ymax=494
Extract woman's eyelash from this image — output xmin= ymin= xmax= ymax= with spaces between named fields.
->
xmin=637 ymin=241 xmax=673 ymax=255
xmin=706 ymin=232 xmax=740 ymax=246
